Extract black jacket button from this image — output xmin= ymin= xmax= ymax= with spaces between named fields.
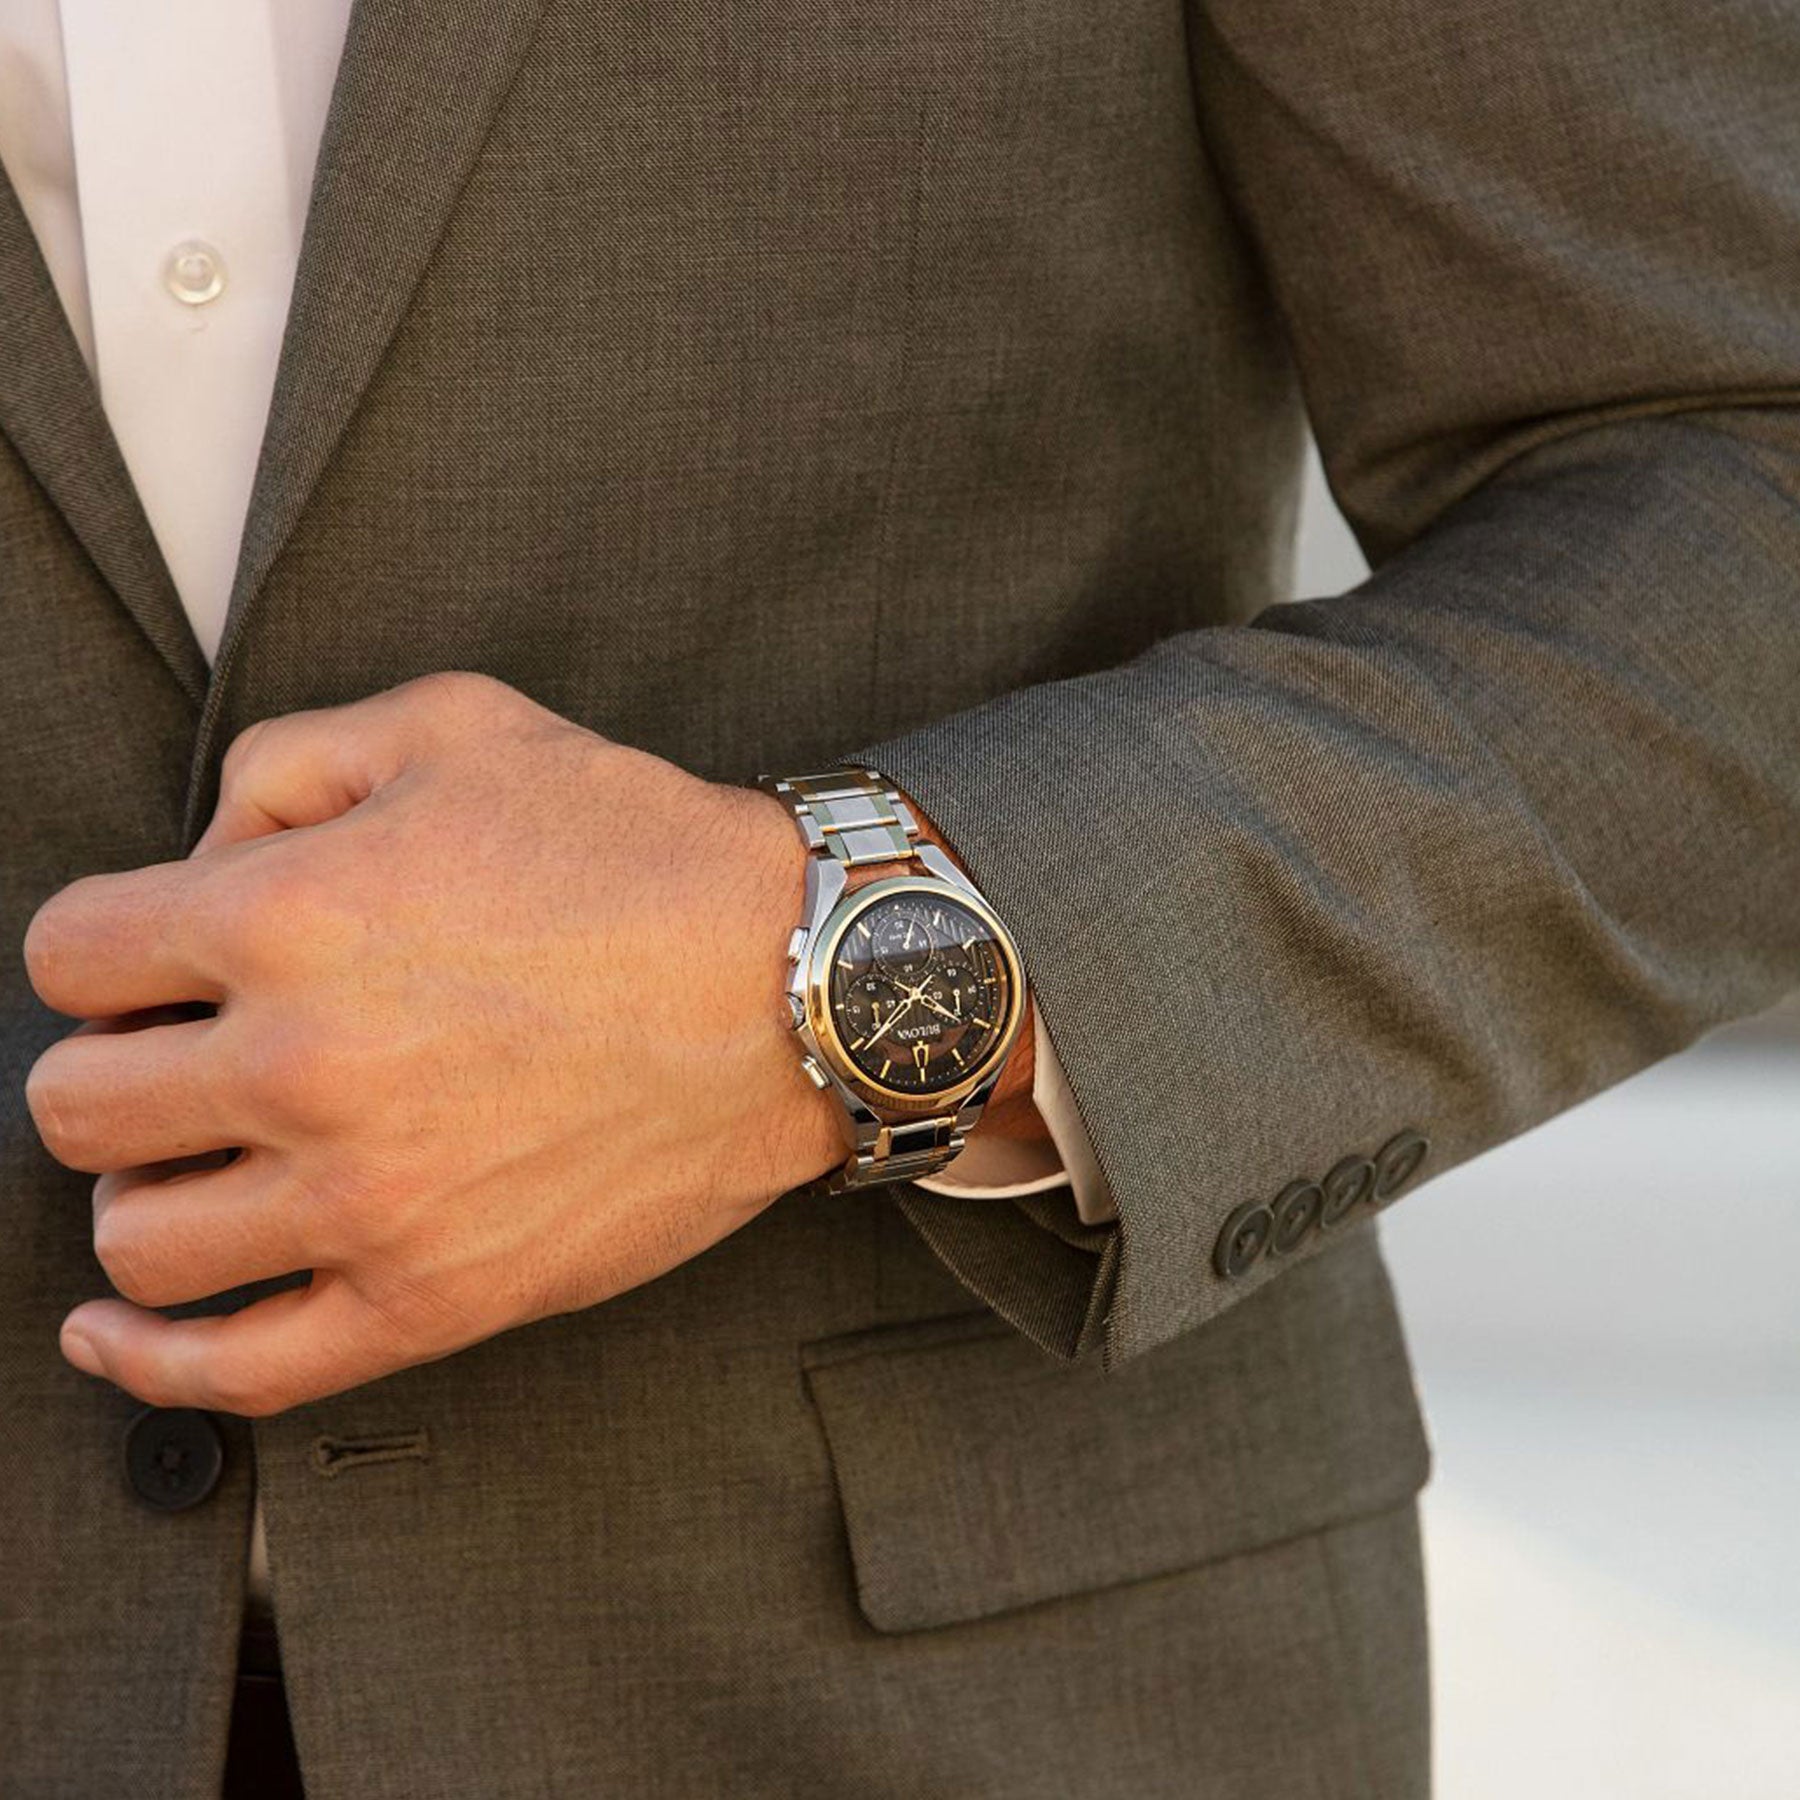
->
xmin=1320 ymin=1155 xmax=1376 ymax=1226
xmin=1213 ymin=1200 xmax=1274 ymax=1279
xmin=124 ymin=1407 xmax=225 ymax=1513
xmin=1373 ymin=1129 xmax=1429 ymax=1200
xmin=1268 ymin=1180 xmax=1323 ymax=1255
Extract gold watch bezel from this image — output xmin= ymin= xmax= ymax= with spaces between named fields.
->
xmin=803 ymin=875 xmax=1026 ymax=1115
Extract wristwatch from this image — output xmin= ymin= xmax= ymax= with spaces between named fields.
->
xmin=755 ymin=767 xmax=1028 ymax=1193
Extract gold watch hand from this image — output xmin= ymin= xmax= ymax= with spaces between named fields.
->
xmin=863 ymin=991 xmax=920 ymax=1047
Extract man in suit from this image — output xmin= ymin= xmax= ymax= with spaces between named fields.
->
xmin=3 ymin=0 xmax=1796 ymax=1794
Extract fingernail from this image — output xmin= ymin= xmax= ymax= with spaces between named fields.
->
xmin=62 ymin=1329 xmax=103 ymax=1376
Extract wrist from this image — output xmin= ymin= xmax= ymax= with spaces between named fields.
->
xmin=750 ymin=767 xmax=1036 ymax=1190
xmin=723 ymin=783 xmax=856 ymax=1189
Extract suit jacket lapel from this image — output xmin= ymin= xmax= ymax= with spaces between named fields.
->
xmin=0 ymin=0 xmax=551 ymax=755
xmin=197 ymin=0 xmax=553 ymax=732
xmin=0 ymin=167 xmax=208 ymax=709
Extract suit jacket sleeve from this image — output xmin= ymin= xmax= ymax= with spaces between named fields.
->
xmin=838 ymin=0 xmax=1800 ymax=1367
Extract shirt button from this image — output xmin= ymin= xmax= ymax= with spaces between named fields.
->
xmin=123 ymin=1406 xmax=225 ymax=1512
xmin=163 ymin=239 xmax=227 ymax=306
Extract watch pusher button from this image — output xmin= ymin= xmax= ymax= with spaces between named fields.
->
xmin=798 ymin=1055 xmax=832 ymax=1090
xmin=786 ymin=927 xmax=808 ymax=962
xmin=786 ymin=993 xmax=806 ymax=1029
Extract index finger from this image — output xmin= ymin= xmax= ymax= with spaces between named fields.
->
xmin=23 ymin=856 xmax=232 ymax=1019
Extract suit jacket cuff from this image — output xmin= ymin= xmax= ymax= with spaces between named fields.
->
xmin=910 ymin=1000 xmax=1119 ymax=1225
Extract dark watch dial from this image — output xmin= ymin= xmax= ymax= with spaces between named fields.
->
xmin=828 ymin=890 xmax=1014 ymax=1096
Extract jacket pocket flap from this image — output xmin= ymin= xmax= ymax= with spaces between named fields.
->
xmin=802 ymin=1237 xmax=1431 ymax=1633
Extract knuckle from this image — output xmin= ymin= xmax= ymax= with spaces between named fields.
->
xmin=410 ymin=668 xmax=515 ymax=723
xmin=92 ymin=1214 xmax=173 ymax=1307
xmin=24 ymin=1048 xmax=88 ymax=1164
xmin=21 ymin=900 xmax=63 ymax=996
xmin=424 ymin=667 xmax=497 ymax=702
xmin=232 ymin=851 xmax=326 ymax=931
xmin=202 ymin=866 xmax=304 ymax=980
xmin=217 ymin=715 xmax=278 ymax=792
xmin=206 ymin=1360 xmax=290 ymax=1419
xmin=127 ymin=1368 xmax=195 ymax=1412
xmin=303 ymin=1162 xmax=399 ymax=1260
xmin=360 ymin=1263 xmax=483 ymax=1354
xmin=238 ymin=1028 xmax=353 ymax=1134
xmin=22 ymin=882 xmax=99 ymax=1001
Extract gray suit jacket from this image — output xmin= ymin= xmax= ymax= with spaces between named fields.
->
xmin=3 ymin=0 xmax=1795 ymax=1794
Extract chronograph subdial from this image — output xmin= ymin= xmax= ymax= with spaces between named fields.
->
xmin=838 ymin=972 xmax=911 ymax=1061
xmin=926 ymin=954 xmax=997 ymax=1031
xmin=868 ymin=902 xmax=939 ymax=982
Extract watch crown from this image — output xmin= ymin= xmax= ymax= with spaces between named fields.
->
xmin=786 ymin=992 xmax=806 ymax=1030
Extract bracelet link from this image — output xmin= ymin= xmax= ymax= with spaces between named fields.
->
xmin=812 ymin=1119 xmax=967 ymax=1196
xmin=758 ymin=769 xmax=922 ymax=868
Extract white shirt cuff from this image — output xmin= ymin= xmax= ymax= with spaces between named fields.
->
xmin=910 ymin=999 xmax=1118 ymax=1224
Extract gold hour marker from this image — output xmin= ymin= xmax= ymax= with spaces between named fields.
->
xmin=971 ymin=1017 xmax=992 ymax=1030
xmin=950 ymin=1046 xmax=965 ymax=1066
xmin=959 ymin=936 xmax=976 ymax=953
xmin=879 ymin=1058 xmax=892 ymax=1080
xmin=913 ymin=1042 xmax=930 ymax=1071
xmin=855 ymin=921 xmax=871 ymax=940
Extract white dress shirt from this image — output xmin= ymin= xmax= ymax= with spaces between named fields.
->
xmin=0 ymin=0 xmax=1116 ymax=1616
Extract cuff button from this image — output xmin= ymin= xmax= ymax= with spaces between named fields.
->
xmin=1213 ymin=1200 xmax=1274 ymax=1279
xmin=1373 ymin=1129 xmax=1429 ymax=1200
xmin=1268 ymin=1180 xmax=1323 ymax=1255
xmin=1320 ymin=1155 xmax=1376 ymax=1227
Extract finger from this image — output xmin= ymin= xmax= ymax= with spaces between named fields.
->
xmin=90 ymin=1151 xmax=313 ymax=1309
xmin=25 ymin=1014 xmax=247 ymax=1173
xmin=60 ymin=1268 xmax=445 ymax=1417
xmin=23 ymin=861 xmax=232 ymax=1018
xmin=191 ymin=670 xmax=511 ymax=855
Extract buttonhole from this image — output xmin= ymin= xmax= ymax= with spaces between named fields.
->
xmin=311 ymin=1428 xmax=432 ymax=1478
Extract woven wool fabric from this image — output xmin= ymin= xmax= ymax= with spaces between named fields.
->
xmin=2 ymin=0 xmax=1797 ymax=1793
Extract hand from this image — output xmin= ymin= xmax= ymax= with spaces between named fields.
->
xmin=864 ymin=977 xmax=955 ymax=1045
xmin=861 ymin=982 xmax=926 ymax=1048
xmin=21 ymin=672 xmax=847 ymax=1415
xmin=911 ymin=984 xmax=964 ymax=1026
